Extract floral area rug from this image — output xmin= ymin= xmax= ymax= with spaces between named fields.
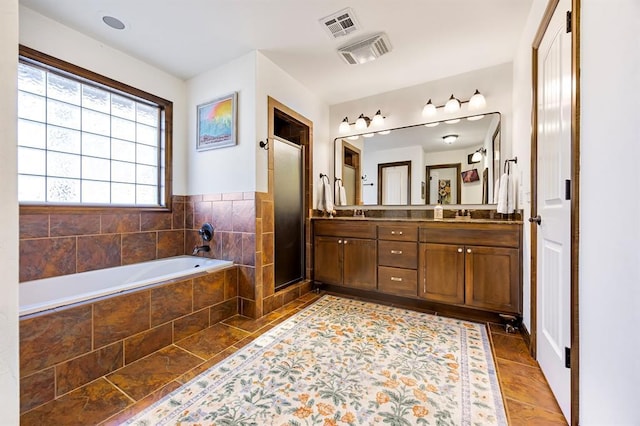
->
xmin=124 ymin=295 xmax=507 ymax=425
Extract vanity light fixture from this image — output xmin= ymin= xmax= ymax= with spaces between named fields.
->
xmin=347 ymin=135 xmax=360 ymax=140
xmin=424 ymin=122 xmax=440 ymax=128
xmin=471 ymin=147 xmax=487 ymax=162
xmin=371 ymin=110 xmax=384 ymax=127
xmin=362 ymin=133 xmax=375 ymax=138
xmin=442 ymin=134 xmax=458 ymax=144
xmin=421 ymin=89 xmax=487 ymax=117
xmin=339 ymin=117 xmax=351 ymax=133
xmin=355 ymin=114 xmax=369 ymax=130
xmin=378 ymin=130 xmax=391 ymax=135
xmin=338 ymin=111 xmax=385 ymax=132
xmin=444 ymin=118 xmax=461 ymax=124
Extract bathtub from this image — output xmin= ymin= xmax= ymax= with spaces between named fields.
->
xmin=19 ymin=255 xmax=234 ymax=316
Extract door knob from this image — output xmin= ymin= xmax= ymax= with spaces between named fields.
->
xmin=528 ymin=215 xmax=542 ymax=225
xmin=466 ymin=248 xmax=472 ymax=254
xmin=457 ymin=248 xmax=463 ymax=253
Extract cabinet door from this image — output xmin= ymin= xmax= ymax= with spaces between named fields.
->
xmin=465 ymin=245 xmax=520 ymax=313
xmin=418 ymin=243 xmax=465 ymax=304
xmin=343 ymin=238 xmax=377 ymax=290
xmin=314 ymin=236 xmax=342 ymax=285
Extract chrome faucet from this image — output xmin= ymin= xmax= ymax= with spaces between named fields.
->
xmin=192 ymin=245 xmax=210 ymax=255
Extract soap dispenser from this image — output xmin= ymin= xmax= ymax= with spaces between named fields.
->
xmin=434 ymin=201 xmax=443 ymax=220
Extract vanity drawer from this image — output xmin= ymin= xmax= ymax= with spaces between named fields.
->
xmin=378 ymin=225 xmax=418 ymax=242
xmin=314 ymin=220 xmax=376 ymax=239
xmin=378 ymin=241 xmax=417 ymax=269
xmin=419 ymin=223 xmax=520 ymax=248
xmin=378 ymin=266 xmax=417 ymax=297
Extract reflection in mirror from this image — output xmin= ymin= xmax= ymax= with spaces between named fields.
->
xmin=334 ymin=112 xmax=500 ymax=206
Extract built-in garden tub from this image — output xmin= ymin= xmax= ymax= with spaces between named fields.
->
xmin=19 ymin=255 xmax=239 ymax=414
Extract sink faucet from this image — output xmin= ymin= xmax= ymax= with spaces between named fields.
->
xmin=192 ymin=245 xmax=210 ymax=255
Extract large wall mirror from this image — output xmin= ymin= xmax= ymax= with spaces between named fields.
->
xmin=334 ymin=112 xmax=501 ymax=206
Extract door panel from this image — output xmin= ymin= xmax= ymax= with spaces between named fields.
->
xmin=465 ymin=245 xmax=519 ymax=313
xmin=536 ymin=0 xmax=572 ymax=420
xmin=343 ymin=238 xmax=377 ymax=290
xmin=313 ymin=236 xmax=342 ymax=285
xmin=418 ymin=243 xmax=464 ymax=304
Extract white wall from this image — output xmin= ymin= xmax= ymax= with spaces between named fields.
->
xmin=186 ymin=52 xmax=257 ymax=195
xmin=0 ymin=0 xmax=20 ymax=420
xmin=579 ymin=0 xmax=640 ymax=423
xmin=256 ymin=52 xmax=330 ymax=206
xmin=19 ymin=6 xmax=189 ymax=194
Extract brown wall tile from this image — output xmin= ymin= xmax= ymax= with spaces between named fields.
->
xmin=185 ymin=202 xmax=195 ymax=230
xmin=56 ymin=342 xmax=124 ymax=395
xmin=77 ymin=234 xmax=121 ymax=273
xmin=174 ymin=309 xmax=209 ymax=341
xmin=101 ymin=213 xmax=140 ymax=234
xmin=19 ymin=237 xmax=76 ymax=281
xmin=141 ymin=212 xmax=172 ymax=231
xmin=224 ymin=268 xmax=238 ymax=299
xmin=151 ymin=280 xmax=193 ymax=326
xmin=263 ymin=293 xmax=284 ymax=315
xmin=262 ymin=232 xmax=274 ymax=264
xmin=210 ymin=299 xmax=238 ymax=324
xmin=50 ymin=214 xmax=100 ymax=237
xmin=124 ymin=323 xmax=172 ymax=365
xmin=211 ymin=201 xmax=233 ymax=232
xmin=221 ymin=232 xmax=242 ymax=264
xmin=232 ymin=200 xmax=255 ymax=233
xmin=193 ymin=201 xmax=212 ymax=226
xmin=20 ymin=214 xmax=48 ymax=239
xmin=222 ymin=192 xmax=243 ymax=201
xmin=172 ymin=195 xmax=187 ymax=202
xmin=238 ymin=266 xmax=255 ymax=300
xmin=262 ymin=200 xmax=274 ymax=233
xmin=193 ymin=271 xmax=225 ymax=311
xmin=20 ymin=368 xmax=54 ymax=413
xmin=20 ymin=305 xmax=92 ymax=376
xmin=94 ymin=290 xmax=150 ymax=348
xmin=283 ymin=286 xmax=301 ymax=305
xmin=262 ymin=264 xmax=275 ymax=297
xmin=158 ymin=230 xmax=184 ymax=258
xmin=122 ymin=232 xmax=157 ymax=265
xmin=240 ymin=298 xmax=256 ymax=318
xmin=241 ymin=233 xmax=255 ymax=266
xmin=202 ymin=193 xmax=222 ymax=201
xmin=172 ymin=202 xmax=185 ymax=230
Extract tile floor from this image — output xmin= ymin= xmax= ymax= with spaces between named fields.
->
xmin=20 ymin=292 xmax=567 ymax=425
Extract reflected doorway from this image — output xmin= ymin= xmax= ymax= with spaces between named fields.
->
xmin=378 ymin=161 xmax=411 ymax=205
xmin=341 ymin=141 xmax=361 ymax=205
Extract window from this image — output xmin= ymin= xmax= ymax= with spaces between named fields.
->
xmin=17 ymin=46 xmax=172 ymax=210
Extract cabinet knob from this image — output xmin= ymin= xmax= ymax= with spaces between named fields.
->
xmin=457 ymin=248 xmax=463 ymax=253
xmin=391 ymin=231 xmax=403 ymax=235
xmin=467 ymin=248 xmax=472 ymax=254
xmin=344 ymin=240 xmax=348 ymax=244
xmin=390 ymin=277 xmax=403 ymax=282
xmin=390 ymin=250 xmax=403 ymax=255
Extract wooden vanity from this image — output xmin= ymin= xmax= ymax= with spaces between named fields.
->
xmin=312 ymin=218 xmax=522 ymax=322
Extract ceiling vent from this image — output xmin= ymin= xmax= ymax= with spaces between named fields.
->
xmin=320 ymin=8 xmax=360 ymax=38
xmin=338 ymin=33 xmax=392 ymax=65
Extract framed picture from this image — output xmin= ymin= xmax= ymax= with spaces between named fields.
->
xmin=461 ymin=168 xmax=480 ymax=183
xmin=196 ymin=92 xmax=237 ymax=151
xmin=425 ymin=163 xmax=461 ymax=205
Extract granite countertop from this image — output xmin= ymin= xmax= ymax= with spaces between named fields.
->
xmin=310 ymin=216 xmax=524 ymax=225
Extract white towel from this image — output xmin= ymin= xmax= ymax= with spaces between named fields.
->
xmin=496 ymin=172 xmax=516 ymax=214
xmin=336 ymin=182 xmax=347 ymax=206
xmin=320 ymin=179 xmax=334 ymax=213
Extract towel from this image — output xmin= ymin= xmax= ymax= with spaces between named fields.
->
xmin=336 ymin=182 xmax=347 ymax=206
xmin=320 ymin=178 xmax=334 ymax=213
xmin=496 ymin=172 xmax=516 ymax=214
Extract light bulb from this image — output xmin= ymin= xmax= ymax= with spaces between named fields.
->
xmin=467 ymin=114 xmax=485 ymax=121
xmin=355 ymin=114 xmax=368 ymax=130
xmin=444 ymin=94 xmax=461 ymax=113
xmin=347 ymin=135 xmax=359 ymax=140
xmin=338 ymin=117 xmax=350 ymax=133
xmin=471 ymin=151 xmax=483 ymax=162
xmin=422 ymin=99 xmax=437 ymax=117
xmin=444 ymin=119 xmax=460 ymax=124
xmin=362 ymin=133 xmax=374 ymax=138
xmin=371 ymin=110 xmax=384 ymax=127
xmin=468 ymin=89 xmax=487 ymax=110
xmin=424 ymin=122 xmax=440 ymax=128
xmin=378 ymin=130 xmax=391 ymax=135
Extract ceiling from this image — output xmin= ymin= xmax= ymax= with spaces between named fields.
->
xmin=19 ymin=0 xmax=533 ymax=105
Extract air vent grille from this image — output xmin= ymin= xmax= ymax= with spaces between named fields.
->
xmin=338 ymin=33 xmax=392 ymax=65
xmin=320 ymin=8 xmax=360 ymax=38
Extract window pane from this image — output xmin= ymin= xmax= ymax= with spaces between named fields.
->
xmin=82 ymin=109 xmax=110 ymax=136
xmin=18 ymin=63 xmax=45 ymax=96
xmin=82 ymin=133 xmax=110 ymax=159
xmin=82 ymin=85 xmax=110 ymax=113
xmin=18 ymin=92 xmax=46 ymax=122
xmin=47 ymin=177 xmax=80 ymax=203
xmin=136 ymin=103 xmax=158 ymax=126
xmin=111 ymin=182 xmax=135 ymax=204
xmin=18 ymin=119 xmax=46 ymax=149
xmin=136 ymin=123 xmax=158 ymax=146
xmin=136 ymin=144 xmax=157 ymax=166
xmin=82 ymin=157 xmax=110 ymax=181
xmin=111 ymin=139 xmax=136 ymax=162
xmin=18 ymin=175 xmax=46 ymax=202
xmin=112 ymin=117 xmax=135 ymax=141
xmin=111 ymin=95 xmax=135 ymax=120
xmin=137 ymin=164 xmax=157 ymax=185
xmin=47 ymin=73 xmax=80 ymax=105
xmin=48 ymin=151 xmax=80 ymax=178
xmin=18 ymin=147 xmax=46 ymax=175
xmin=112 ymin=160 xmax=135 ymax=183
xmin=136 ymin=185 xmax=157 ymax=205
xmin=82 ymin=180 xmax=110 ymax=204
xmin=47 ymin=99 xmax=80 ymax=129
xmin=47 ymin=125 xmax=80 ymax=154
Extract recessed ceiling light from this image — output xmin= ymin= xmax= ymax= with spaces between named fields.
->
xmin=102 ymin=15 xmax=125 ymax=30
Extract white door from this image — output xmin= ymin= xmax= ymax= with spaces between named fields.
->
xmin=535 ymin=0 xmax=572 ymax=421
xmin=382 ymin=165 xmax=408 ymax=204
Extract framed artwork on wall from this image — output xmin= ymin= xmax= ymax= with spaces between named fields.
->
xmin=196 ymin=92 xmax=237 ymax=151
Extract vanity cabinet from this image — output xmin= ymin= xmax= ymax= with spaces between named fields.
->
xmin=377 ymin=224 xmax=418 ymax=297
xmin=313 ymin=221 xmax=377 ymax=290
xmin=419 ymin=223 xmax=521 ymax=314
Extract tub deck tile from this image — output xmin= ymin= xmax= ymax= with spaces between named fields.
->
xmin=175 ymin=322 xmax=249 ymax=360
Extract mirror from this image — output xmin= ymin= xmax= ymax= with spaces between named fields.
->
xmin=334 ymin=112 xmax=501 ymax=206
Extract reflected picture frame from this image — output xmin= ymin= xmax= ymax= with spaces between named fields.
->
xmin=196 ymin=92 xmax=237 ymax=151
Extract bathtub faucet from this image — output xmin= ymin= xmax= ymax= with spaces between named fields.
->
xmin=192 ymin=245 xmax=210 ymax=255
